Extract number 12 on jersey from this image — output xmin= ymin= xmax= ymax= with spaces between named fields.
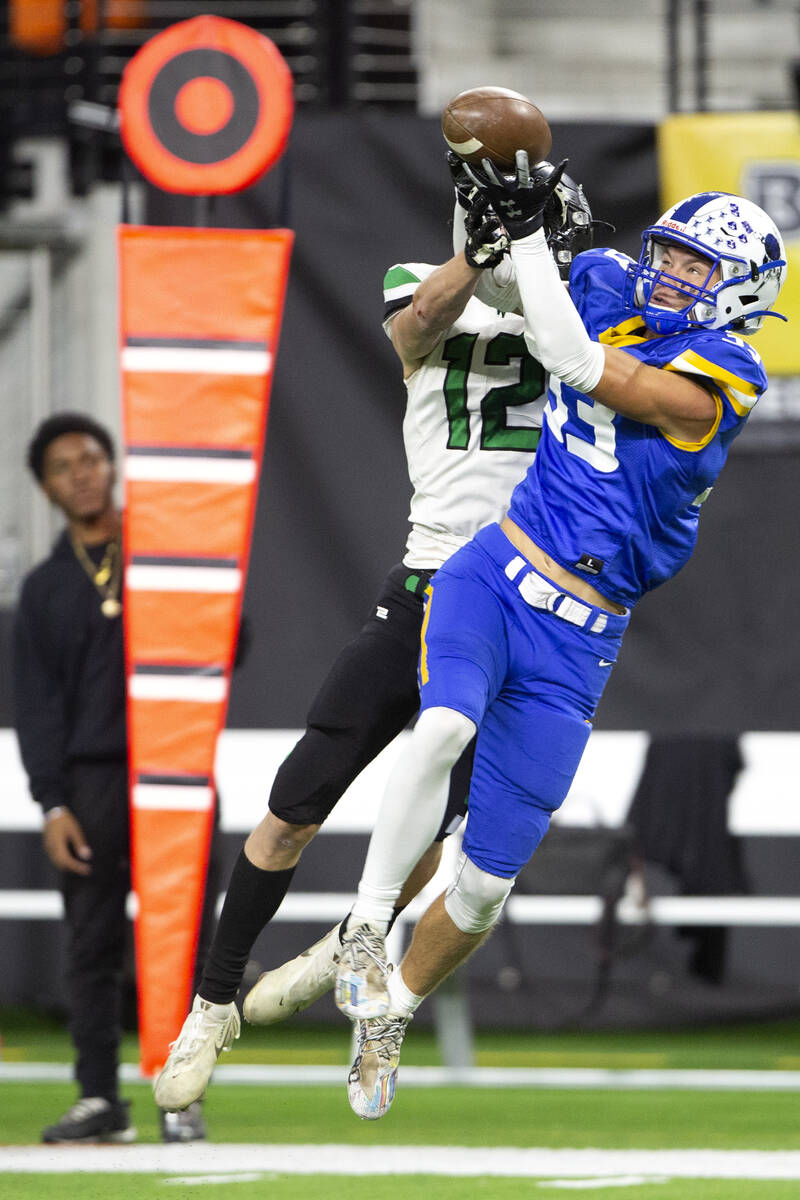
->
xmin=442 ymin=332 xmax=544 ymax=453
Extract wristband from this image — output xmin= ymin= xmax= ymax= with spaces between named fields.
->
xmin=44 ymin=806 xmax=67 ymax=823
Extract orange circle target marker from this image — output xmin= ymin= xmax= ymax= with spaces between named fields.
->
xmin=174 ymin=76 xmax=235 ymax=136
xmin=119 ymin=14 xmax=293 ymax=195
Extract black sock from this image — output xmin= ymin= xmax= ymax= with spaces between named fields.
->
xmin=199 ymin=849 xmax=296 ymax=1004
xmin=339 ymin=904 xmax=404 ymax=943
xmin=387 ymin=905 xmax=404 ymax=934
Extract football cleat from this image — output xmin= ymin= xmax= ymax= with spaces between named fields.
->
xmin=159 ymin=1100 xmax=207 ymax=1143
xmin=153 ymin=995 xmax=240 ymax=1111
xmin=243 ymin=924 xmax=342 ymax=1025
xmin=334 ymin=923 xmax=390 ymax=1019
xmin=347 ymin=1015 xmax=409 ymax=1120
xmin=42 ymin=1097 xmax=135 ymax=1144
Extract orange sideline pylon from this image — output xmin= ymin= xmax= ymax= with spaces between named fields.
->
xmin=118 ymin=225 xmax=293 ymax=1075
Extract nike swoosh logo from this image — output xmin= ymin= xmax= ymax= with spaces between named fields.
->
xmin=599 ymin=659 xmax=614 ymax=667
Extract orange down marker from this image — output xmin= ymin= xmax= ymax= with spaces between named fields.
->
xmin=118 ymin=16 xmax=294 ymax=1078
xmin=119 ymin=225 xmax=293 ymax=1076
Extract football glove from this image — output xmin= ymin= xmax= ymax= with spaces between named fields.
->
xmin=463 ymin=192 xmax=510 ymax=269
xmin=446 ymin=149 xmax=478 ymax=211
xmin=465 ymin=152 xmax=569 ymax=240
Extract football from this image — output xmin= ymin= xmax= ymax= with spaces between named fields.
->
xmin=441 ymin=86 xmax=552 ymax=170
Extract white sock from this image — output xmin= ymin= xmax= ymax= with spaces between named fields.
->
xmin=345 ymin=914 xmax=390 ymax=936
xmin=387 ymin=966 xmax=424 ymax=1018
xmin=350 ymin=707 xmax=476 ymax=927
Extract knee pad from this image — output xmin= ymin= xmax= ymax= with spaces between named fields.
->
xmin=414 ymin=706 xmax=476 ymax=766
xmin=444 ymin=851 xmax=514 ymax=934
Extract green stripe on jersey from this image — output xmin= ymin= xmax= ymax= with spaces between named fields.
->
xmin=383 ymin=265 xmax=421 ymax=290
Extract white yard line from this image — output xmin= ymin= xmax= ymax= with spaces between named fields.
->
xmin=3 ymin=1145 xmax=800 ymax=1179
xmin=5 ymin=1063 xmax=800 ymax=1090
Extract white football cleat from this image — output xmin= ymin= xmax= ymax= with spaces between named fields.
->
xmin=159 ymin=1100 xmax=207 ymax=1143
xmin=243 ymin=925 xmax=342 ymax=1025
xmin=153 ymin=995 xmax=240 ymax=1111
xmin=347 ymin=1015 xmax=409 ymax=1120
xmin=334 ymin=923 xmax=390 ymax=1019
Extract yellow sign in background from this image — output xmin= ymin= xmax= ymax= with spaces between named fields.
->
xmin=658 ymin=112 xmax=800 ymax=374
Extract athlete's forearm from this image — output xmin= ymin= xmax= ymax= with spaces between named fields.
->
xmin=592 ymin=346 xmax=719 ymax=440
xmin=391 ymin=255 xmax=480 ymax=368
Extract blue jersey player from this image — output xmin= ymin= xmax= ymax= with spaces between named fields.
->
xmin=332 ymin=163 xmax=788 ymax=1120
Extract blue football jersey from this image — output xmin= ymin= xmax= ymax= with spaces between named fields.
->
xmin=507 ymin=248 xmax=768 ymax=608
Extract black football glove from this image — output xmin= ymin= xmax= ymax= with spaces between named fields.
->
xmin=446 ymin=149 xmax=478 ymax=211
xmin=463 ymin=192 xmax=510 ymax=269
xmin=465 ymin=151 xmax=569 ymax=240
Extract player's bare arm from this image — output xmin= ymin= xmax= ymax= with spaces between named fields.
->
xmin=389 ymin=253 xmax=481 ymax=376
xmin=591 ymin=347 xmax=719 ymax=443
xmin=391 ymin=183 xmax=512 ymax=376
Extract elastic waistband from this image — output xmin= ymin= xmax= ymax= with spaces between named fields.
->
xmin=476 ymin=523 xmax=630 ymax=637
xmin=403 ymin=569 xmax=435 ymax=598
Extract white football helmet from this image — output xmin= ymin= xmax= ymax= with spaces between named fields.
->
xmin=624 ymin=191 xmax=787 ymax=335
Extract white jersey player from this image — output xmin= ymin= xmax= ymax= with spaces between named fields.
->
xmin=384 ymin=260 xmax=545 ymax=569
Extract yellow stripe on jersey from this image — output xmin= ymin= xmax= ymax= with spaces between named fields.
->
xmin=667 ymin=348 xmax=761 ymax=416
xmin=598 ymin=316 xmax=649 ymax=347
xmin=659 ymin=383 xmax=724 ymax=452
xmin=419 ymin=583 xmax=434 ymax=685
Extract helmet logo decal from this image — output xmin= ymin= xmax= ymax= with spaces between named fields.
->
xmin=764 ymin=232 xmax=782 ymax=260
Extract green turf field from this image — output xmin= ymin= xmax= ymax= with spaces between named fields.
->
xmin=4 ymin=1176 xmax=800 ymax=1200
xmin=4 ymin=1005 xmax=800 ymax=1069
xmin=4 ymin=1080 xmax=800 ymax=1147
xmin=5 ymin=1176 xmax=800 ymax=1200
xmin=3 ymin=1009 xmax=800 ymax=1198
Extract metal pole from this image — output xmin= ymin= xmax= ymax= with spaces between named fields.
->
xmin=29 ymin=248 xmax=54 ymax=561
xmin=694 ymin=0 xmax=710 ymax=112
xmin=277 ymin=146 xmax=291 ymax=229
xmin=666 ymin=0 xmax=681 ymax=113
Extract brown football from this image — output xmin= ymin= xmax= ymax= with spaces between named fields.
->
xmin=441 ymin=86 xmax=552 ymax=170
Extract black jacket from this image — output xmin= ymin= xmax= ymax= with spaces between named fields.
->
xmin=13 ymin=531 xmax=127 ymax=811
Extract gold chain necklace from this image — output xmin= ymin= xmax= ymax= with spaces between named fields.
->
xmin=70 ymin=533 xmax=122 ymax=619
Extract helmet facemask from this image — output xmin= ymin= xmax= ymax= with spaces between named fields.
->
xmin=631 ymin=238 xmax=722 ymax=334
xmin=624 ymin=192 xmax=787 ymax=336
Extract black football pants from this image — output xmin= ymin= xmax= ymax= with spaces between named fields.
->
xmin=268 ymin=562 xmax=474 ymax=838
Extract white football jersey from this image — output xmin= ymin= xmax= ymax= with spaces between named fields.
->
xmin=383 ymin=262 xmax=546 ymax=569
